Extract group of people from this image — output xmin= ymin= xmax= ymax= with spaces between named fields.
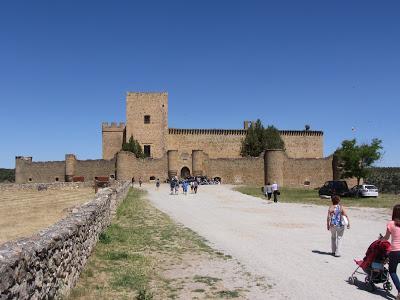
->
xmin=327 ymin=195 xmax=400 ymax=299
xmin=131 ymin=176 xmax=143 ymax=187
xmin=169 ymin=177 xmax=199 ymax=195
xmin=264 ymin=182 xmax=280 ymax=202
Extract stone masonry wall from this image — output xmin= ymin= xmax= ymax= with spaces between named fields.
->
xmin=167 ymin=129 xmax=324 ymax=160
xmin=15 ymin=156 xmax=116 ymax=184
xmin=15 ymin=158 xmax=65 ymax=184
xmin=204 ymin=155 xmax=265 ymax=185
xmin=75 ymin=159 xmax=116 ymax=181
xmin=0 ymin=181 xmax=130 ymax=299
xmin=0 ymin=182 xmax=91 ymax=192
xmin=102 ymin=122 xmax=125 ymax=160
xmin=125 ymin=92 xmax=168 ymax=159
xmin=282 ymin=155 xmax=334 ymax=188
xmin=116 ymin=151 xmax=168 ymax=182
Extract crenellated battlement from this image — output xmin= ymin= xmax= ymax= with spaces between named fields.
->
xmin=102 ymin=122 xmax=126 ymax=131
xmin=168 ymin=128 xmax=323 ymax=136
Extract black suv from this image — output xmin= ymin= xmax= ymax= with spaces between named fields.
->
xmin=318 ymin=180 xmax=350 ymax=197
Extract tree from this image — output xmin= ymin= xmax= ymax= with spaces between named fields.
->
xmin=265 ymin=125 xmax=285 ymax=150
xmin=335 ymin=138 xmax=383 ymax=185
xmin=122 ymin=135 xmax=145 ymax=158
xmin=241 ymin=120 xmax=285 ymax=157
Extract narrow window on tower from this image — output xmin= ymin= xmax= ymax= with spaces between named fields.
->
xmin=144 ymin=145 xmax=151 ymax=157
xmin=144 ymin=115 xmax=151 ymax=124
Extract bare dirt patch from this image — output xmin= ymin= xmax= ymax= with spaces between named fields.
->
xmin=0 ymin=187 xmax=94 ymax=244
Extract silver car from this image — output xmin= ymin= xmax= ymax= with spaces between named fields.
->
xmin=350 ymin=184 xmax=379 ymax=197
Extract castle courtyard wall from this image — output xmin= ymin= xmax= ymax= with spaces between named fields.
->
xmin=15 ymin=156 xmax=116 ymax=184
xmin=116 ymin=151 xmax=168 ymax=182
xmin=167 ymin=129 xmax=324 ymax=161
xmin=75 ymin=159 xmax=116 ymax=181
xmin=15 ymin=158 xmax=65 ymax=184
xmin=282 ymin=156 xmax=333 ymax=188
xmin=204 ymin=155 xmax=265 ymax=185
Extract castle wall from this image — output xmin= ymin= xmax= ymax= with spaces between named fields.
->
xmin=15 ymin=157 xmax=65 ymax=184
xmin=102 ymin=122 xmax=125 ymax=160
xmin=75 ymin=159 xmax=116 ymax=181
xmin=15 ymin=156 xmax=115 ymax=184
xmin=167 ymin=130 xmax=244 ymax=159
xmin=126 ymin=92 xmax=168 ymax=159
xmin=263 ymin=150 xmax=333 ymax=188
xmin=204 ymin=154 xmax=264 ymax=185
xmin=167 ymin=129 xmax=324 ymax=160
xmin=281 ymin=133 xmax=323 ymax=158
xmin=116 ymin=151 xmax=168 ymax=182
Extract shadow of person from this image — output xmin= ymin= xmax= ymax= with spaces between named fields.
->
xmin=312 ymin=250 xmax=333 ymax=256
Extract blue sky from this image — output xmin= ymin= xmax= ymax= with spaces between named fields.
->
xmin=0 ymin=1 xmax=399 ymax=168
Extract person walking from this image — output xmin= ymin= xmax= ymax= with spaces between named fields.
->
xmin=131 ymin=177 xmax=135 ymax=187
xmin=193 ymin=180 xmax=198 ymax=194
xmin=271 ymin=182 xmax=279 ymax=202
xmin=264 ymin=182 xmax=273 ymax=200
xmin=190 ymin=181 xmax=194 ymax=193
xmin=169 ymin=179 xmax=175 ymax=195
xmin=139 ymin=177 xmax=142 ymax=187
xmin=182 ymin=180 xmax=188 ymax=195
xmin=381 ymin=204 xmax=400 ymax=300
xmin=327 ymin=195 xmax=350 ymax=257
xmin=156 ymin=178 xmax=160 ymax=190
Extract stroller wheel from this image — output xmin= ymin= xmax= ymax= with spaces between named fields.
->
xmin=348 ymin=276 xmax=354 ymax=284
xmin=348 ymin=276 xmax=357 ymax=285
xmin=383 ymin=282 xmax=392 ymax=291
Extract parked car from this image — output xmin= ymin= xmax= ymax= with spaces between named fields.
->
xmin=318 ymin=180 xmax=350 ymax=198
xmin=349 ymin=184 xmax=379 ymax=198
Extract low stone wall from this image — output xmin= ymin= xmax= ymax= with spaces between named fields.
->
xmin=0 ymin=181 xmax=130 ymax=299
xmin=0 ymin=181 xmax=92 ymax=192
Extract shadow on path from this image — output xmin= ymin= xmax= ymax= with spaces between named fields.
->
xmin=345 ymin=279 xmax=396 ymax=299
xmin=312 ymin=250 xmax=333 ymax=256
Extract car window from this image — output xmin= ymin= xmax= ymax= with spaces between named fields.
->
xmin=365 ymin=185 xmax=376 ymax=189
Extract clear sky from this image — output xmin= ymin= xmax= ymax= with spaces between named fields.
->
xmin=0 ymin=1 xmax=399 ymax=168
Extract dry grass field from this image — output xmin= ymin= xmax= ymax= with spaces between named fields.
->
xmin=0 ymin=187 xmax=94 ymax=244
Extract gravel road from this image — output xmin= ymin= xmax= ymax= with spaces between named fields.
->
xmin=145 ymin=184 xmax=394 ymax=299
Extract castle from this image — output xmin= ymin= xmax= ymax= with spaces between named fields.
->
xmin=16 ymin=92 xmax=337 ymax=187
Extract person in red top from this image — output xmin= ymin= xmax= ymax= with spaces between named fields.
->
xmin=382 ymin=204 xmax=400 ymax=300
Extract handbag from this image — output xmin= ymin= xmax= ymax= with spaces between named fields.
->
xmin=341 ymin=215 xmax=349 ymax=226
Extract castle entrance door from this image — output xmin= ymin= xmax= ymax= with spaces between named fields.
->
xmin=180 ymin=167 xmax=190 ymax=178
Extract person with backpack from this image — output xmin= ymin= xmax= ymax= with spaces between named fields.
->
xmin=327 ymin=195 xmax=350 ymax=257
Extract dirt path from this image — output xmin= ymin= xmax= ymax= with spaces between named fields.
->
xmin=145 ymin=184 xmax=394 ymax=300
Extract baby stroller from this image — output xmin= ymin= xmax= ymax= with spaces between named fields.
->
xmin=349 ymin=239 xmax=392 ymax=292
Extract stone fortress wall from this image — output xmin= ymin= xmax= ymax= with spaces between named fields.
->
xmin=15 ymin=91 xmax=335 ymax=187
xmin=0 ymin=181 xmax=130 ymax=299
xmin=15 ymin=155 xmax=116 ymax=184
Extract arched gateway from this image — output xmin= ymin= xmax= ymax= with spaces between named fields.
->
xmin=180 ymin=167 xmax=190 ymax=178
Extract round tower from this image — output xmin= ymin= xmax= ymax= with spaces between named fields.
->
xmin=192 ymin=150 xmax=204 ymax=177
xmin=65 ymin=154 xmax=76 ymax=182
xmin=167 ymin=150 xmax=178 ymax=179
xmin=264 ymin=149 xmax=285 ymax=186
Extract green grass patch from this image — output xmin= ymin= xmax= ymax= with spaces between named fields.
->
xmin=216 ymin=290 xmax=240 ymax=298
xmin=235 ymin=186 xmax=400 ymax=208
xmin=193 ymin=275 xmax=222 ymax=286
xmin=69 ymin=188 xmax=217 ymax=299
